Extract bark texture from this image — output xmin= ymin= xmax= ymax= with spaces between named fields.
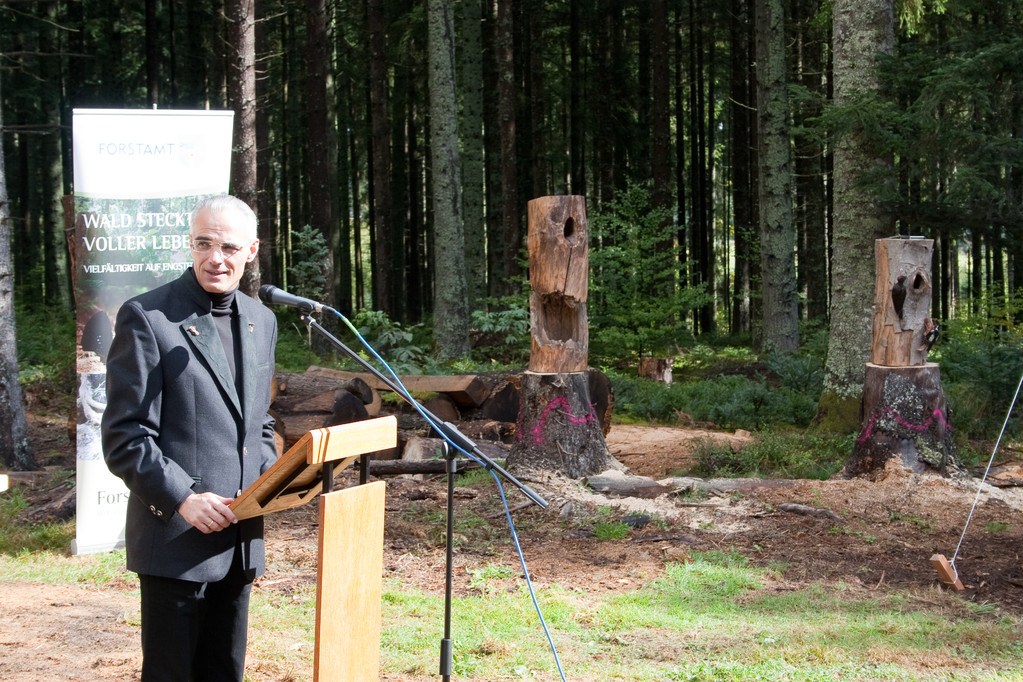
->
xmin=506 ymin=372 xmax=622 ymax=478
xmin=459 ymin=0 xmax=486 ymax=310
xmin=368 ymin=0 xmax=393 ymax=315
xmin=846 ymin=363 xmax=961 ymax=478
xmin=229 ymin=0 xmax=260 ymax=296
xmin=427 ymin=0 xmax=470 ymax=358
xmin=818 ymin=0 xmax=895 ymax=430
xmin=754 ymin=0 xmax=799 ymax=354
xmin=870 ymin=239 xmax=935 ymax=367
xmin=0 ymin=77 xmax=35 ymax=471
xmin=526 ymin=196 xmax=588 ymax=374
xmin=495 ymin=0 xmax=521 ymax=296
xmin=304 ymin=0 xmax=337 ymax=306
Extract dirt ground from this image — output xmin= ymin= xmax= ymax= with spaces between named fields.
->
xmin=4 ymin=407 xmax=1023 ymax=681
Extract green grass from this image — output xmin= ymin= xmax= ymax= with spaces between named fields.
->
xmin=592 ymin=520 xmax=631 ymax=540
xmin=0 ymin=485 xmax=77 ymax=555
xmin=2 ymin=537 xmax=1022 ymax=680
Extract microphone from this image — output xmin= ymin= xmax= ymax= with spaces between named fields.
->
xmin=258 ymin=285 xmax=325 ymax=313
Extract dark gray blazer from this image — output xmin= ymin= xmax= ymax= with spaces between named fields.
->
xmin=102 ymin=268 xmax=278 ymax=582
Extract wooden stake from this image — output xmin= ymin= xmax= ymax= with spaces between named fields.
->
xmin=929 ymin=553 xmax=965 ymax=590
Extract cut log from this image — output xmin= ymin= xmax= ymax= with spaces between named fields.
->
xmin=585 ymin=471 xmax=666 ymax=499
xmin=290 ymin=390 xmax=337 ymax=414
xmin=329 ymin=390 xmax=370 ymax=426
xmin=304 ymin=366 xmax=490 ymax=407
xmin=362 ymin=459 xmax=483 ymax=476
xmin=481 ymin=378 xmax=521 ymax=423
xmin=423 ymin=394 xmax=460 ymax=425
xmin=638 ymin=357 xmax=673 ymax=383
xmin=846 ymin=363 xmax=962 ymax=478
xmin=338 ymin=377 xmax=375 ymax=405
xmin=776 ymin=502 xmax=842 ymax=522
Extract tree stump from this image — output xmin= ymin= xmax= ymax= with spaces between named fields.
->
xmin=847 ymin=363 xmax=962 ymax=478
xmin=507 ymin=371 xmax=621 ymax=478
xmin=638 ymin=357 xmax=673 ymax=383
xmin=846 ymin=237 xmax=961 ymax=478
xmin=506 ymin=196 xmax=622 ymax=477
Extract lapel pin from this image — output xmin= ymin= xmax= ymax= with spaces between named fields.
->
xmin=187 ymin=325 xmax=199 ymax=336
xmin=248 ymin=323 xmax=255 ymax=333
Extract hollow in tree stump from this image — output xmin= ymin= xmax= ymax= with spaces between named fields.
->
xmin=506 ymin=196 xmax=623 ymax=478
xmin=871 ymin=238 xmax=936 ymax=367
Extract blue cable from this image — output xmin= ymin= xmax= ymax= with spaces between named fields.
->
xmin=329 ymin=309 xmax=568 ymax=682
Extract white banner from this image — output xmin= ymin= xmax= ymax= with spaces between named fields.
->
xmin=71 ymin=109 xmax=234 ymax=555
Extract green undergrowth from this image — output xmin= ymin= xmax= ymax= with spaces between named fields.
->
xmin=688 ymin=430 xmax=852 ymax=480
xmin=1 ymin=505 xmax=1022 ymax=680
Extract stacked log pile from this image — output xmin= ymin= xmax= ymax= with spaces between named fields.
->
xmin=268 ymin=365 xmax=613 ymax=476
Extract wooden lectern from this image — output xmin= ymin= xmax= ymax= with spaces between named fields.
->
xmin=231 ymin=415 xmax=397 ymax=681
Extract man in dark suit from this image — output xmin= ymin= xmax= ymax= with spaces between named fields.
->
xmin=102 ymin=195 xmax=278 ymax=682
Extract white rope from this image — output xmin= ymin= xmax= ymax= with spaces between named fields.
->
xmin=948 ymin=369 xmax=1023 ymax=585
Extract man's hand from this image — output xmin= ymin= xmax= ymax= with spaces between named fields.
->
xmin=178 ymin=492 xmax=239 ymax=534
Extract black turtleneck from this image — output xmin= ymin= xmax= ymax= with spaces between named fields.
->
xmin=209 ymin=288 xmax=242 ymax=390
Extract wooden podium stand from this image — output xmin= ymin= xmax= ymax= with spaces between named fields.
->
xmin=231 ymin=416 xmax=397 ymax=681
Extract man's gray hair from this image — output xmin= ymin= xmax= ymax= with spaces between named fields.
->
xmin=190 ymin=195 xmax=258 ymax=239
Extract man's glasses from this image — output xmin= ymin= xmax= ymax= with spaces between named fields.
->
xmin=190 ymin=238 xmax=249 ymax=257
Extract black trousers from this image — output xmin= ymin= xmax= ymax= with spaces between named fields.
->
xmin=138 ymin=547 xmax=253 ymax=682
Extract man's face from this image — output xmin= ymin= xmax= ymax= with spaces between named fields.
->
xmin=190 ymin=208 xmax=259 ymax=294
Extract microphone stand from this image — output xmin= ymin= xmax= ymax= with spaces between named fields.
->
xmin=297 ymin=311 xmax=548 ymax=680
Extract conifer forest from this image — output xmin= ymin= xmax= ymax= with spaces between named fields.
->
xmin=2 ymin=0 xmax=1023 ymax=395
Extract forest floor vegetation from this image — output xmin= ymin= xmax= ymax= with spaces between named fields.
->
xmin=4 ymin=374 xmax=1023 ymax=680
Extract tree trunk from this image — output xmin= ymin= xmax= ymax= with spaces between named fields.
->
xmin=228 ymin=0 xmax=260 ymax=296
xmin=507 ymin=196 xmax=620 ymax=478
xmin=459 ymin=0 xmax=487 ymax=310
xmin=427 ymin=0 xmax=471 ymax=359
xmin=39 ymin=0 xmax=67 ymax=307
xmin=754 ymin=0 xmax=798 ymax=353
xmin=817 ymin=0 xmax=895 ymax=430
xmin=846 ymin=236 xmax=959 ymax=477
xmin=793 ymin=0 xmax=828 ymax=322
xmin=650 ymin=0 xmax=672 ymax=285
xmin=255 ymin=10 xmax=276 ymax=286
xmin=526 ymin=196 xmax=588 ymax=373
xmin=729 ymin=0 xmax=755 ymax=334
xmin=527 ymin=0 xmax=547 ymax=198
xmin=145 ymin=0 xmax=160 ymax=107
xmin=305 ymin=0 xmax=337 ymax=307
xmin=495 ymin=0 xmax=521 ymax=296
xmin=368 ymin=0 xmax=394 ymax=315
xmin=569 ymin=0 xmax=586 ymax=195
xmin=0 ymin=75 xmax=35 ymax=471
xmin=506 ymin=372 xmax=622 ymax=478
